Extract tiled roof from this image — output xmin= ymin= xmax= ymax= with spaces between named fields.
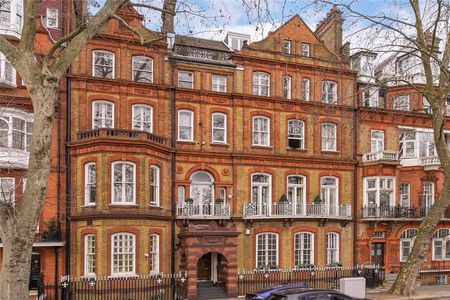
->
xmin=175 ymin=35 xmax=231 ymax=52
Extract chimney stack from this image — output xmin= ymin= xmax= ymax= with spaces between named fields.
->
xmin=315 ymin=5 xmax=343 ymax=56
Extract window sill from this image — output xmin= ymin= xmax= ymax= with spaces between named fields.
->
xmin=287 ymin=148 xmax=307 ymax=152
xmin=81 ymin=205 xmax=97 ymax=208
xmin=251 ymin=145 xmax=272 ymax=149
xmin=210 ymin=142 xmax=229 ymax=147
xmin=109 ymin=204 xmax=138 ymax=208
xmin=321 ymin=150 xmax=339 ymax=154
xmin=177 ymin=140 xmax=196 ymax=144
xmin=149 ymin=205 xmax=163 ymax=209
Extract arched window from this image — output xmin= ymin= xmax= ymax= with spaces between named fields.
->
xmin=294 ymin=232 xmax=314 ymax=266
xmin=92 ymin=101 xmax=114 ymax=129
xmin=288 ymin=119 xmax=304 ymax=149
xmin=256 ymin=233 xmax=278 ymax=269
xmin=321 ymin=123 xmax=337 ymax=151
xmin=149 ymin=234 xmax=160 ymax=273
xmin=92 ymin=50 xmax=115 ymax=79
xmin=84 ymin=162 xmax=96 ymax=206
xmin=400 ymin=229 xmax=418 ymax=262
xmin=253 ymin=116 xmax=270 ymax=146
xmin=432 ymin=228 xmax=450 ymax=261
xmin=253 ymin=72 xmax=270 ymax=96
xmin=132 ymin=104 xmax=153 ymax=133
xmin=84 ymin=234 xmax=96 ymax=276
xmin=326 ymin=232 xmax=339 ymax=265
xmin=150 ymin=165 xmax=160 ymax=206
xmin=190 ymin=171 xmax=214 ymax=213
xmin=251 ymin=173 xmax=271 ymax=215
xmin=111 ymin=233 xmax=136 ymax=276
xmin=132 ymin=56 xmax=153 ymax=83
xmin=111 ymin=162 xmax=136 ymax=204
xmin=320 ymin=176 xmax=339 ymax=216
xmin=178 ymin=109 xmax=194 ymax=141
xmin=287 ymin=175 xmax=306 ymax=214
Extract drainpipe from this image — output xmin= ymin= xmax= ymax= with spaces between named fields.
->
xmin=65 ymin=70 xmax=72 ymax=277
xmin=353 ymin=89 xmax=360 ymax=267
xmin=170 ymin=57 xmax=177 ymax=300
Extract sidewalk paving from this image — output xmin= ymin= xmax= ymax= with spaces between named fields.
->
xmin=366 ymin=285 xmax=450 ymax=299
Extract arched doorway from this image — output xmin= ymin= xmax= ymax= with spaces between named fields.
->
xmin=197 ymin=252 xmax=227 ymax=283
xmin=190 ymin=171 xmax=214 ymax=215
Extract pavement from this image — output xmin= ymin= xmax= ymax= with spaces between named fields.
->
xmin=366 ymin=284 xmax=450 ymax=300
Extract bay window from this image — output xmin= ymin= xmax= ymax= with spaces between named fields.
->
xmin=0 ymin=110 xmax=33 ymax=151
xmin=111 ymin=233 xmax=136 ymax=276
xmin=0 ymin=52 xmax=16 ymax=87
xmin=0 ymin=177 xmax=15 ymax=205
xmin=84 ymin=162 xmax=96 ymax=206
xmin=294 ymin=232 xmax=314 ymax=266
xmin=364 ymin=177 xmax=395 ymax=208
xmin=371 ymin=130 xmax=384 ymax=153
xmin=256 ymin=233 xmax=278 ymax=269
xmin=112 ymin=162 xmax=136 ymax=204
xmin=399 ymin=131 xmax=415 ymax=158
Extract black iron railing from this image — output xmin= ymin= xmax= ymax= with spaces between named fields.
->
xmin=237 ymin=265 xmax=384 ymax=296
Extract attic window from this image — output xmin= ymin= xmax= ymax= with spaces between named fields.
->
xmin=301 ymin=43 xmax=310 ymax=57
xmin=283 ymin=40 xmax=292 ymax=54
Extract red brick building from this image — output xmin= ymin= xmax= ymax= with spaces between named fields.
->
xmin=0 ymin=0 xmax=67 ymax=289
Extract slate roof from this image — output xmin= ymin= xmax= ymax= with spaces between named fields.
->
xmin=175 ymin=35 xmax=232 ymax=52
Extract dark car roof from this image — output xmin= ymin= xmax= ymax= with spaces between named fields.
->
xmin=273 ymin=288 xmax=335 ymax=295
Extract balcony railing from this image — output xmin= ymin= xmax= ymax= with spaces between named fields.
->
xmin=77 ymin=128 xmax=169 ymax=146
xmin=242 ymin=202 xmax=351 ymax=219
xmin=362 ymin=151 xmax=399 ymax=163
xmin=362 ymin=205 xmax=450 ymax=219
xmin=176 ymin=202 xmax=230 ymax=219
xmin=420 ymin=156 xmax=441 ymax=168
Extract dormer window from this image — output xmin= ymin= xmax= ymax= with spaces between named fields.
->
xmin=283 ymin=40 xmax=292 ymax=54
xmin=226 ymin=32 xmax=250 ymax=51
xmin=0 ymin=52 xmax=16 ymax=88
xmin=301 ymin=43 xmax=310 ymax=57
xmin=92 ymin=50 xmax=115 ymax=79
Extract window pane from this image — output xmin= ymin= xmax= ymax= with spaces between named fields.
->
xmin=93 ymin=51 xmax=114 ymax=79
xmin=132 ymin=56 xmax=153 ymax=83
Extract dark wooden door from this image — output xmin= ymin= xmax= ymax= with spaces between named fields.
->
xmin=29 ymin=254 xmax=41 ymax=289
xmin=197 ymin=253 xmax=211 ymax=281
xmin=371 ymin=243 xmax=384 ymax=266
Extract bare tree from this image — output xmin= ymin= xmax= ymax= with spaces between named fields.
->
xmin=321 ymin=0 xmax=450 ymax=295
xmin=0 ymin=1 xmax=176 ymax=299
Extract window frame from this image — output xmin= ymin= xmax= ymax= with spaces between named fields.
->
xmin=111 ymin=233 xmax=136 ymax=276
xmin=45 ymin=7 xmax=58 ymax=28
xmin=211 ymin=112 xmax=227 ymax=144
xmin=256 ymin=232 xmax=279 ymax=269
xmin=251 ymin=173 xmax=272 ymax=215
xmin=283 ymin=76 xmax=292 ymax=99
xmin=432 ymin=229 xmax=450 ymax=261
xmin=111 ymin=161 xmax=136 ymax=205
xmin=363 ymin=176 xmax=396 ymax=207
xmin=84 ymin=234 xmax=96 ymax=276
xmin=302 ymin=78 xmax=310 ymax=101
xmin=0 ymin=52 xmax=16 ymax=87
xmin=252 ymin=116 xmax=270 ymax=146
xmin=92 ymin=50 xmax=115 ymax=79
xmin=253 ymin=72 xmax=270 ymax=97
xmin=320 ymin=176 xmax=339 ymax=216
xmin=322 ymin=81 xmax=337 ymax=104
xmin=177 ymin=109 xmax=194 ymax=141
xmin=283 ymin=40 xmax=292 ymax=54
xmin=132 ymin=104 xmax=153 ymax=133
xmin=294 ymin=232 xmax=314 ymax=266
xmin=131 ymin=56 xmax=153 ymax=83
xmin=393 ymin=95 xmax=410 ymax=111
xmin=287 ymin=175 xmax=306 ymax=211
xmin=400 ymin=229 xmax=418 ymax=262
xmin=301 ymin=43 xmax=310 ymax=57
xmin=84 ymin=162 xmax=96 ymax=206
xmin=212 ymin=74 xmax=227 ymax=92
xmin=399 ymin=182 xmax=410 ymax=208
xmin=321 ymin=123 xmax=337 ymax=151
xmin=149 ymin=233 xmax=160 ymax=274
xmin=370 ymin=130 xmax=385 ymax=153
xmin=288 ymin=119 xmax=305 ymax=150
xmin=326 ymin=232 xmax=340 ymax=265
xmin=149 ymin=165 xmax=160 ymax=206
xmin=178 ymin=71 xmax=194 ymax=89
xmin=92 ymin=100 xmax=114 ymax=129
xmin=0 ymin=177 xmax=15 ymax=205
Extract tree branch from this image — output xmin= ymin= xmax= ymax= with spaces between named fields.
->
xmin=126 ymin=2 xmax=176 ymax=15
xmin=47 ymin=26 xmax=86 ymax=59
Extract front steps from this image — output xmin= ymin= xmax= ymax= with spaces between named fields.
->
xmin=197 ymin=281 xmax=227 ymax=299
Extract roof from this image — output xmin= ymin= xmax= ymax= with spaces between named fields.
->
xmin=175 ymin=35 xmax=232 ymax=52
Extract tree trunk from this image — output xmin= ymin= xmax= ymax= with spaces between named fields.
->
xmin=0 ymin=80 xmax=57 ymax=300
xmin=389 ymin=182 xmax=450 ymax=295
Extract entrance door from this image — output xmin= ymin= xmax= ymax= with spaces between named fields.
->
xmin=371 ymin=243 xmax=384 ymax=266
xmin=29 ymin=253 xmax=41 ymax=289
xmin=197 ymin=253 xmax=211 ymax=281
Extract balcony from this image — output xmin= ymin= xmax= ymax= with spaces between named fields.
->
xmin=77 ymin=128 xmax=169 ymax=146
xmin=176 ymin=202 xmax=231 ymax=219
xmin=362 ymin=151 xmax=399 ymax=164
xmin=242 ymin=203 xmax=351 ymax=219
xmin=362 ymin=206 xmax=419 ymax=219
xmin=420 ymin=156 xmax=441 ymax=170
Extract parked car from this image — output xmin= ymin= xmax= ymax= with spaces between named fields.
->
xmin=265 ymin=288 xmax=366 ymax=300
xmin=245 ymin=284 xmax=309 ymax=300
